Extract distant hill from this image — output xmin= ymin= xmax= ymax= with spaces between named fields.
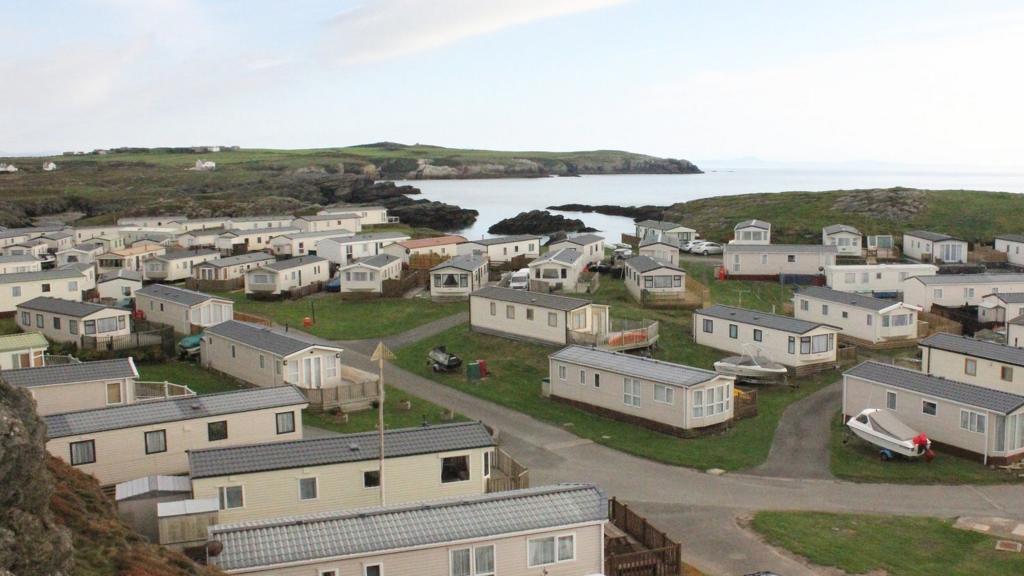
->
xmin=664 ymin=187 xmax=1024 ymax=244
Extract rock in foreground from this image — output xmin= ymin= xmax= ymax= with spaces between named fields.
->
xmin=488 ymin=210 xmax=596 ymax=235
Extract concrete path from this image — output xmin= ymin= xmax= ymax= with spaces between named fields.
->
xmin=339 ymin=311 xmax=469 ymax=356
xmin=748 ymin=381 xmax=842 ymax=480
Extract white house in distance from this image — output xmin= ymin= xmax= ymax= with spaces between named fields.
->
xmin=0 ymin=254 xmax=42 ymax=274
xmin=268 ymin=230 xmax=351 ymax=258
xmin=902 ymin=274 xmax=1024 ymax=312
xmin=226 ymin=215 xmax=295 ymax=230
xmin=0 ymin=357 xmax=139 ymax=415
xmin=548 ymin=345 xmax=735 ymax=436
xmin=56 ymin=243 xmax=105 ymax=267
xmin=919 ymin=332 xmax=1024 ymax=396
xmin=176 ymin=227 xmax=228 ymax=249
xmin=16 ymin=297 xmax=131 ymax=345
xmin=824 ymin=263 xmax=938 ymax=295
xmin=693 ymin=304 xmax=840 ymax=373
xmin=723 ymin=244 xmax=837 ymax=278
xmin=635 ymin=220 xmax=697 ymax=244
xmin=978 ymin=293 xmax=1024 ymax=328
xmin=902 ymin=230 xmax=968 ymax=264
xmin=143 ymin=249 xmax=221 ymax=282
xmin=528 ymin=248 xmax=585 ymax=292
xmin=430 ymin=254 xmax=488 ymax=300
xmin=337 ymin=254 xmax=402 ymax=294
xmin=0 ymin=332 xmax=48 ymax=370
xmin=731 ymin=220 xmax=771 ymax=244
xmin=293 ymin=213 xmax=361 ymax=234
xmin=319 ymin=204 xmax=392 ymax=226
xmin=622 ymin=255 xmax=686 ymax=304
xmin=842 ymin=361 xmax=1024 ymax=465
xmin=135 ymin=284 xmax=234 ymax=335
xmin=192 ymin=251 xmax=276 ymax=284
xmin=317 ymin=232 xmax=411 ymax=266
xmin=202 ymin=320 xmax=368 ymax=394
xmin=117 ymin=215 xmax=185 ymax=228
xmin=994 ymin=234 xmax=1024 ymax=266
xmin=97 ymin=244 xmax=167 ymax=273
xmin=215 ymin=227 xmax=300 ymax=255
xmin=638 ymin=238 xmax=679 ymax=266
xmin=175 ymin=217 xmax=232 ymax=233
xmin=40 ymin=231 xmax=75 ymax=254
xmin=0 ymin=268 xmax=87 ymax=314
xmin=822 ymin=224 xmax=863 ymax=256
xmin=794 ymin=286 xmax=921 ymax=347
xmin=2 ymin=239 xmax=50 ymax=259
xmin=469 ymin=286 xmax=610 ymax=347
xmin=97 ymin=270 xmax=143 ymax=307
xmin=206 ymin=484 xmax=607 ymax=576
xmin=547 ymin=234 xmax=605 ymax=267
xmin=244 ymin=255 xmax=329 ymax=297
xmin=383 ymin=235 xmax=467 ymax=264
xmin=459 ymin=235 xmax=541 ymax=264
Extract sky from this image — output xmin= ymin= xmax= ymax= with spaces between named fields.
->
xmin=2 ymin=0 xmax=1023 ymax=168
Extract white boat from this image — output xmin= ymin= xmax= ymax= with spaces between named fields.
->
xmin=846 ymin=408 xmax=931 ymax=458
xmin=713 ymin=345 xmax=789 ymax=384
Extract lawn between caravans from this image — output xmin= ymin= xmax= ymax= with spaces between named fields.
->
xmin=750 ymin=511 xmax=1024 ymax=576
xmin=135 ymin=360 xmax=462 ymax=434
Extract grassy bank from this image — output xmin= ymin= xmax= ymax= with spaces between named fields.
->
xmin=666 ymin=187 xmax=1024 ymax=244
xmin=219 ymin=291 xmax=464 ymax=340
xmin=135 ymin=360 xmax=460 ymax=434
xmin=829 ymin=411 xmax=1022 ymax=484
xmin=0 ymin=318 xmax=18 ymax=335
xmin=751 ymin=511 xmax=1024 ymax=576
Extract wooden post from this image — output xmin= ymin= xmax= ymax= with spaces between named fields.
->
xmin=371 ymin=341 xmax=395 ymax=506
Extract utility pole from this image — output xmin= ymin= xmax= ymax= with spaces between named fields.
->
xmin=371 ymin=341 xmax=395 ymax=506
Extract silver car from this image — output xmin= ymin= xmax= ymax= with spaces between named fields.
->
xmin=697 ymin=241 xmax=723 ymax=255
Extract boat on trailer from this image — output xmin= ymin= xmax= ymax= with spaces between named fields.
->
xmin=846 ymin=408 xmax=932 ymax=458
xmin=713 ymin=344 xmax=789 ymax=384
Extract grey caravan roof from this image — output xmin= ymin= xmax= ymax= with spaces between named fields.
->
xmin=697 ymin=304 xmax=834 ymax=334
xmin=845 ymin=361 xmax=1024 ymax=414
xmin=471 ymin=286 xmax=590 ymax=311
xmin=550 ymin=345 xmax=717 ymax=388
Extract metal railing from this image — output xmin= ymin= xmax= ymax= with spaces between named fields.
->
xmin=135 ymin=380 xmax=196 ymax=401
xmin=569 ymin=318 xmax=659 ymax=351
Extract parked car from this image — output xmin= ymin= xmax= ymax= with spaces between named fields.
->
xmin=681 ymin=240 xmax=698 ymax=253
xmin=509 ymin=268 xmax=530 ymax=290
xmin=177 ymin=333 xmax=203 ymax=360
xmin=696 ymin=241 xmax=723 ymax=255
xmin=612 ymin=247 xmax=633 ymax=260
xmin=325 ymin=276 xmax=341 ymax=292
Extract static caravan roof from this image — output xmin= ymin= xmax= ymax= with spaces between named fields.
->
xmin=295 ymin=213 xmax=360 ymax=222
xmin=551 ymin=233 xmax=605 ymax=246
xmin=229 ymin=215 xmax=293 ymax=223
xmin=263 ymin=255 xmax=327 ymax=271
xmin=155 ymin=249 xmax=220 ymax=261
xmin=465 ymin=234 xmax=540 ymax=246
xmin=189 ymin=421 xmax=494 ymax=479
xmin=735 ymin=219 xmax=771 ymax=230
xmin=725 ymin=244 xmax=837 ymax=254
xmin=17 ymin=296 xmax=121 ymax=318
xmin=697 ymin=304 xmax=836 ymax=334
xmin=0 ymin=254 xmax=42 ymax=264
xmin=995 ymin=233 xmax=1024 ymax=244
xmin=624 ymin=255 xmax=682 ymax=274
xmin=551 ymin=346 xmax=718 ymax=388
xmin=205 ymin=320 xmax=340 ymax=357
xmin=324 ymin=232 xmax=410 ymax=244
xmin=208 ymin=484 xmax=606 ymax=572
xmin=431 ymin=254 xmax=487 ymax=272
xmin=905 ymin=230 xmax=962 ymax=242
xmin=823 ymin=224 xmax=861 ymax=235
xmin=636 ymin=220 xmax=687 ymax=231
xmin=98 ymin=269 xmax=143 ymax=283
xmin=400 ymin=235 xmax=467 ymax=249
xmin=136 ymin=284 xmax=226 ymax=307
xmin=273 ymin=230 xmax=353 ymax=240
xmin=197 ymin=252 xmax=275 ymax=268
xmin=845 ymin=361 xmax=1024 ymax=414
xmin=220 ymin=226 xmax=301 ymax=238
xmin=984 ymin=292 xmax=1024 ymax=304
xmin=0 ymin=268 xmax=84 ymax=285
xmin=908 ymin=273 xmax=1024 ymax=286
xmin=639 ymin=238 xmax=680 ymax=248
xmin=1 ymin=358 xmax=137 ymax=389
xmin=471 ymin=286 xmax=590 ymax=311
xmin=920 ymin=332 xmax=1024 ymax=368
xmin=531 ymin=248 xmax=581 ymax=265
xmin=0 ymin=332 xmax=48 ymax=353
xmin=343 ymin=253 xmax=399 ymax=269
xmin=796 ymin=286 xmax=915 ymax=312
xmin=43 ymin=385 xmax=308 ymax=438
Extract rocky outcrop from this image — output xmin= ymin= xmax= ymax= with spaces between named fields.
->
xmin=547 ymin=203 xmax=669 ymax=222
xmin=388 ymin=200 xmax=478 ymax=231
xmin=0 ymin=380 xmax=73 ymax=574
xmin=488 ymin=210 xmax=596 ymax=235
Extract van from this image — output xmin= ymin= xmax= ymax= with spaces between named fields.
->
xmin=509 ymin=268 xmax=530 ymax=290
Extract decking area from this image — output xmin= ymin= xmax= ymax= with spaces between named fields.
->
xmin=570 ymin=318 xmax=660 ymax=352
xmin=605 ymin=497 xmax=683 ymax=576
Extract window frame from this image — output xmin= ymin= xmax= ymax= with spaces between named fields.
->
xmin=440 ymin=454 xmax=471 ymax=484
xmin=207 ymin=420 xmax=228 ymax=442
xmin=144 ymin=429 xmax=167 ymax=455
xmin=298 ymin=476 xmax=319 ymax=501
xmin=276 ymin=411 xmax=296 ymax=435
xmin=105 ymin=382 xmax=122 ymax=405
xmin=218 ymin=485 xmax=245 ymax=510
xmin=527 ymin=533 xmax=576 ymax=567
xmin=363 ymin=469 xmax=381 ymax=488
xmin=70 ymin=439 xmax=96 ymax=466
xmin=922 ymin=400 xmax=938 ymax=416
xmin=654 ymin=383 xmax=674 ymax=405
xmin=885 ymin=390 xmax=897 ymax=411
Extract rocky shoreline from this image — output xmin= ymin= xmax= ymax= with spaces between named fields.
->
xmin=487 ymin=210 xmax=596 ymax=235
xmin=547 ymin=203 xmax=670 ymax=222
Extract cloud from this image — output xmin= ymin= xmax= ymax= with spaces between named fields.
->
xmin=321 ymin=0 xmax=629 ymax=65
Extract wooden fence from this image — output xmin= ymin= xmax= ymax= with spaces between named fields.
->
xmin=734 ymin=388 xmax=758 ymax=420
xmin=489 ymin=255 xmax=531 ymax=273
xmin=301 ymin=378 xmax=378 ymax=411
xmin=79 ymin=326 xmax=174 ymax=356
xmin=382 ymin=269 xmax=427 ymax=298
xmin=186 ymin=276 xmax=244 ymax=292
xmin=485 ymin=447 xmax=530 ymax=493
xmin=606 ymin=498 xmax=682 ymax=576
xmin=408 ymin=253 xmax=449 ymax=270
xmin=928 ymin=305 xmax=975 ymax=334
xmin=233 ymin=311 xmax=271 ymax=327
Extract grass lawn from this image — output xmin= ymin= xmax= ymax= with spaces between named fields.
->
xmin=135 ymin=360 xmax=463 ymax=434
xmin=219 ymin=291 xmax=464 ymax=340
xmin=395 ymin=277 xmax=845 ymax=471
xmin=684 ymin=260 xmax=794 ymax=313
xmin=751 ymin=511 xmax=1024 ymax=576
xmin=829 ymin=411 xmax=1022 ymax=484
xmin=0 ymin=317 xmax=18 ymax=335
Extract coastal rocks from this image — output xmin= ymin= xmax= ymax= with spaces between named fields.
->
xmin=388 ymin=200 xmax=478 ymax=231
xmin=488 ymin=210 xmax=596 ymax=235
xmin=830 ymin=187 xmax=927 ymax=221
xmin=547 ymin=203 xmax=669 ymax=222
xmin=397 ymin=154 xmax=701 ymax=180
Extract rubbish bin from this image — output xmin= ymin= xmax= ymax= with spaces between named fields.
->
xmin=466 ymin=361 xmax=481 ymax=382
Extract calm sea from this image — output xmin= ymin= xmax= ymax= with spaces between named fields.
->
xmin=397 ymin=169 xmax=1024 ymax=243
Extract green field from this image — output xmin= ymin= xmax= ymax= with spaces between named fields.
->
xmin=829 ymin=411 xmax=1022 ymax=484
xmin=751 ymin=511 xmax=1024 ymax=576
xmin=667 ymin=187 xmax=1024 ymax=244
xmin=135 ymin=360 xmax=460 ymax=434
xmin=219 ymin=291 xmax=464 ymax=341
xmin=0 ymin=318 xmax=18 ymax=335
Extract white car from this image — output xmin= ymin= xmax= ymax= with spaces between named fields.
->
xmin=509 ymin=268 xmax=530 ymax=289
xmin=696 ymin=242 xmax=723 ymax=255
